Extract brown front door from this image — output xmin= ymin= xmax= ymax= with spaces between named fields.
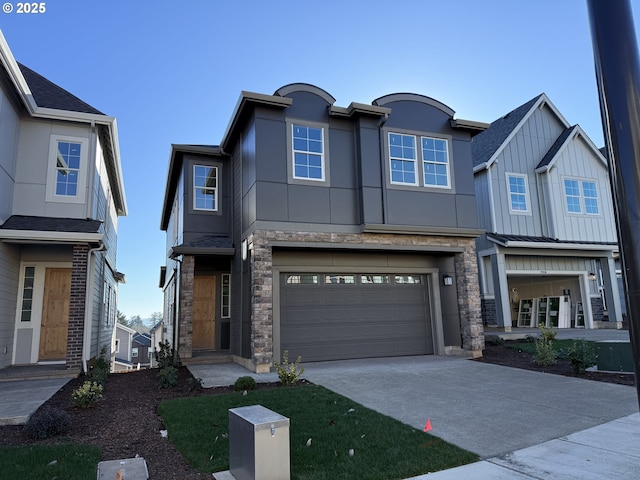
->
xmin=192 ymin=275 xmax=216 ymax=349
xmin=39 ymin=268 xmax=72 ymax=361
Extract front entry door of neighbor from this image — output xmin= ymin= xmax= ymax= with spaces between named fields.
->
xmin=193 ymin=275 xmax=216 ymax=349
xmin=39 ymin=268 xmax=72 ymax=361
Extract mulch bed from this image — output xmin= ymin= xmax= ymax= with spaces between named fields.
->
xmin=0 ymin=343 xmax=635 ymax=480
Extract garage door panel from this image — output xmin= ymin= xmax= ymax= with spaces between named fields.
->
xmin=280 ymin=272 xmax=432 ymax=362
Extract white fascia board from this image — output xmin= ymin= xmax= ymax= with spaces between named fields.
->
xmin=0 ymin=29 xmax=38 ymax=113
xmin=104 ymin=117 xmax=128 ymax=216
xmin=0 ymin=230 xmax=103 ymax=243
xmin=490 ymin=239 xmax=616 ymax=251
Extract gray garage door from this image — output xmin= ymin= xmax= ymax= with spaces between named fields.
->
xmin=280 ymin=273 xmax=433 ymax=362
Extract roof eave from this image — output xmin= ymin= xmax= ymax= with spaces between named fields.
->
xmin=488 ymin=238 xmax=617 ymax=251
xmin=0 ymin=230 xmax=104 ymax=244
xmin=221 ymin=91 xmax=292 ymax=152
xmin=169 ymin=246 xmax=236 ymax=258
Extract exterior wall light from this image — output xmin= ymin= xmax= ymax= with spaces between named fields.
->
xmin=443 ymin=274 xmax=453 ymax=286
xmin=588 ymin=272 xmax=596 ymax=281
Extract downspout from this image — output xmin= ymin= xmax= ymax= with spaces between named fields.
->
xmin=377 ymin=113 xmax=390 ymax=224
xmin=82 ymin=242 xmax=106 ymax=373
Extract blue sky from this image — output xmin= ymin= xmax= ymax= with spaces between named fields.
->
xmin=1 ymin=0 xmax=639 ymax=318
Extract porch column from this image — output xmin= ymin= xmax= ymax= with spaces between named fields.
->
xmin=491 ymin=253 xmax=512 ymax=331
xmin=66 ymin=244 xmax=89 ymax=370
xmin=249 ymin=232 xmax=273 ymax=373
xmin=178 ymin=255 xmax=195 ymax=360
xmin=454 ymin=241 xmax=484 ymax=355
xmin=601 ymin=256 xmax=624 ymax=324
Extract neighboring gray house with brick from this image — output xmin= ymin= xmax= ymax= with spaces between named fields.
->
xmin=472 ymin=94 xmax=623 ymax=331
xmin=0 ymin=30 xmax=127 ymax=372
xmin=160 ymin=83 xmax=486 ymax=373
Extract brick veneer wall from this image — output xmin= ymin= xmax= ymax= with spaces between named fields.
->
xmin=66 ymin=244 xmax=88 ymax=369
xmin=178 ymin=255 xmax=195 ymax=359
xmin=247 ymin=229 xmax=485 ymax=369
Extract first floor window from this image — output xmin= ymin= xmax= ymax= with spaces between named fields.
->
xmin=194 ymin=165 xmax=218 ymax=211
xmin=132 ymin=348 xmax=138 ymax=358
xmin=115 ymin=339 xmax=120 ymax=354
xmin=221 ymin=274 xmax=231 ymax=318
xmin=507 ymin=174 xmax=529 ymax=213
xmin=20 ymin=266 xmax=36 ymax=322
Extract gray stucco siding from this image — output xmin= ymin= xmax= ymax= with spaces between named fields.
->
xmin=451 ymin=139 xmax=475 ymax=195
xmin=254 ymin=117 xmax=287 ymax=183
xmin=357 ymin=122 xmax=384 ymax=188
xmin=386 ymin=190 xmax=457 ymax=227
xmin=325 ymin=127 xmax=356 ymax=189
xmin=281 ymin=91 xmax=332 ymax=123
xmin=287 ymin=185 xmax=331 ymax=224
xmin=381 ymin=100 xmax=452 ymax=134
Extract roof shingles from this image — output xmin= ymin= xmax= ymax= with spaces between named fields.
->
xmin=18 ymin=63 xmax=104 ymax=115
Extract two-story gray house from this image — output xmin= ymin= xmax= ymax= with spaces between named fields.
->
xmin=0 ymin=30 xmax=127 ymax=372
xmin=160 ymin=83 xmax=486 ymax=372
xmin=472 ymin=94 xmax=623 ymax=331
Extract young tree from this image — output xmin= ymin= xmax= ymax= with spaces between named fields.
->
xmin=117 ymin=310 xmax=128 ymax=326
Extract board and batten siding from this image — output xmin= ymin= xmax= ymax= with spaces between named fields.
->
xmin=0 ymin=83 xmax=19 ymax=223
xmin=474 ymin=171 xmax=493 ymax=231
xmin=490 ymin=106 xmax=566 ymax=236
xmin=0 ymin=243 xmax=20 ymax=369
xmin=505 ymin=255 xmax=594 ymax=273
xmin=545 ymin=137 xmax=617 ymax=243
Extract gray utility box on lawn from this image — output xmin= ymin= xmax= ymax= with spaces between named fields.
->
xmin=229 ymin=405 xmax=290 ymax=480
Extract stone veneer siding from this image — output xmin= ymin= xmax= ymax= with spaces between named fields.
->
xmin=178 ymin=255 xmax=195 ymax=359
xmin=247 ymin=229 xmax=485 ymax=369
xmin=66 ymin=244 xmax=88 ymax=369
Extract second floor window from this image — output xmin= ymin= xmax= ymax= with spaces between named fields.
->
xmin=507 ymin=174 xmax=529 ymax=213
xmin=389 ymin=132 xmax=451 ymax=188
xmin=564 ymin=179 xmax=599 ymax=214
xmin=292 ymin=124 xmax=325 ymax=181
xmin=55 ymin=141 xmax=81 ymax=196
xmin=193 ymin=165 xmax=217 ymax=211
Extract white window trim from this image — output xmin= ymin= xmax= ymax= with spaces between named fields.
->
xmin=386 ymin=130 xmax=453 ymax=190
xmin=506 ymin=172 xmax=531 ymax=215
xmin=286 ymin=119 xmax=331 ymax=186
xmin=563 ymin=177 xmax=601 ymax=216
xmin=45 ymin=135 xmax=89 ymax=204
xmin=115 ymin=338 xmax=120 ymax=354
xmin=389 ymin=132 xmax=419 ymax=187
xmin=132 ymin=347 xmax=139 ymax=358
xmin=421 ymin=136 xmax=451 ymax=189
xmin=193 ymin=164 xmax=218 ymax=212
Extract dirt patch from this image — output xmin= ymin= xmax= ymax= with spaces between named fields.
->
xmin=0 ymin=345 xmax=635 ymax=480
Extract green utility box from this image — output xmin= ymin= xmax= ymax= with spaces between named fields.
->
xmin=595 ymin=341 xmax=634 ymax=373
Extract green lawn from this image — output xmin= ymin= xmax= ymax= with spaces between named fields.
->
xmin=159 ymin=385 xmax=479 ymax=480
xmin=0 ymin=443 xmax=101 ymax=480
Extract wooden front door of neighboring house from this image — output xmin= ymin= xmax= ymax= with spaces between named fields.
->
xmin=39 ymin=268 xmax=72 ymax=361
xmin=192 ymin=275 xmax=216 ymax=349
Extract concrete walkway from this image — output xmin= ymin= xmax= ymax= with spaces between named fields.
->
xmin=0 ymin=377 xmax=71 ymax=426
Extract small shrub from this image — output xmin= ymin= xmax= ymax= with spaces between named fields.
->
xmin=234 ymin=376 xmax=257 ymax=392
xmin=566 ymin=339 xmax=597 ymax=373
xmin=274 ymin=350 xmax=304 ymax=386
xmin=87 ymin=346 xmax=111 ymax=385
xmin=24 ymin=406 xmax=70 ymax=439
xmin=524 ymin=335 xmax=537 ymax=343
xmin=156 ymin=340 xmax=176 ymax=370
xmin=159 ymin=365 xmax=178 ymax=388
xmin=186 ymin=376 xmax=204 ymax=392
xmin=534 ymin=324 xmax=557 ymax=366
xmin=71 ymin=381 xmax=103 ymax=408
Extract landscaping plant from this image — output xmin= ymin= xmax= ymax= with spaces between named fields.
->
xmin=87 ymin=346 xmax=110 ymax=386
xmin=71 ymin=381 xmax=103 ymax=408
xmin=534 ymin=323 xmax=557 ymax=366
xmin=156 ymin=340 xmax=178 ymax=388
xmin=234 ymin=376 xmax=257 ymax=391
xmin=24 ymin=406 xmax=70 ymax=440
xmin=565 ymin=339 xmax=597 ymax=373
xmin=274 ymin=350 xmax=304 ymax=386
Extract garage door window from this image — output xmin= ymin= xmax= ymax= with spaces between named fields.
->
xmin=361 ymin=274 xmax=390 ymax=284
xmin=325 ymin=274 xmax=355 ymax=284
xmin=286 ymin=274 xmax=318 ymax=284
xmin=395 ymin=275 xmax=422 ymax=284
